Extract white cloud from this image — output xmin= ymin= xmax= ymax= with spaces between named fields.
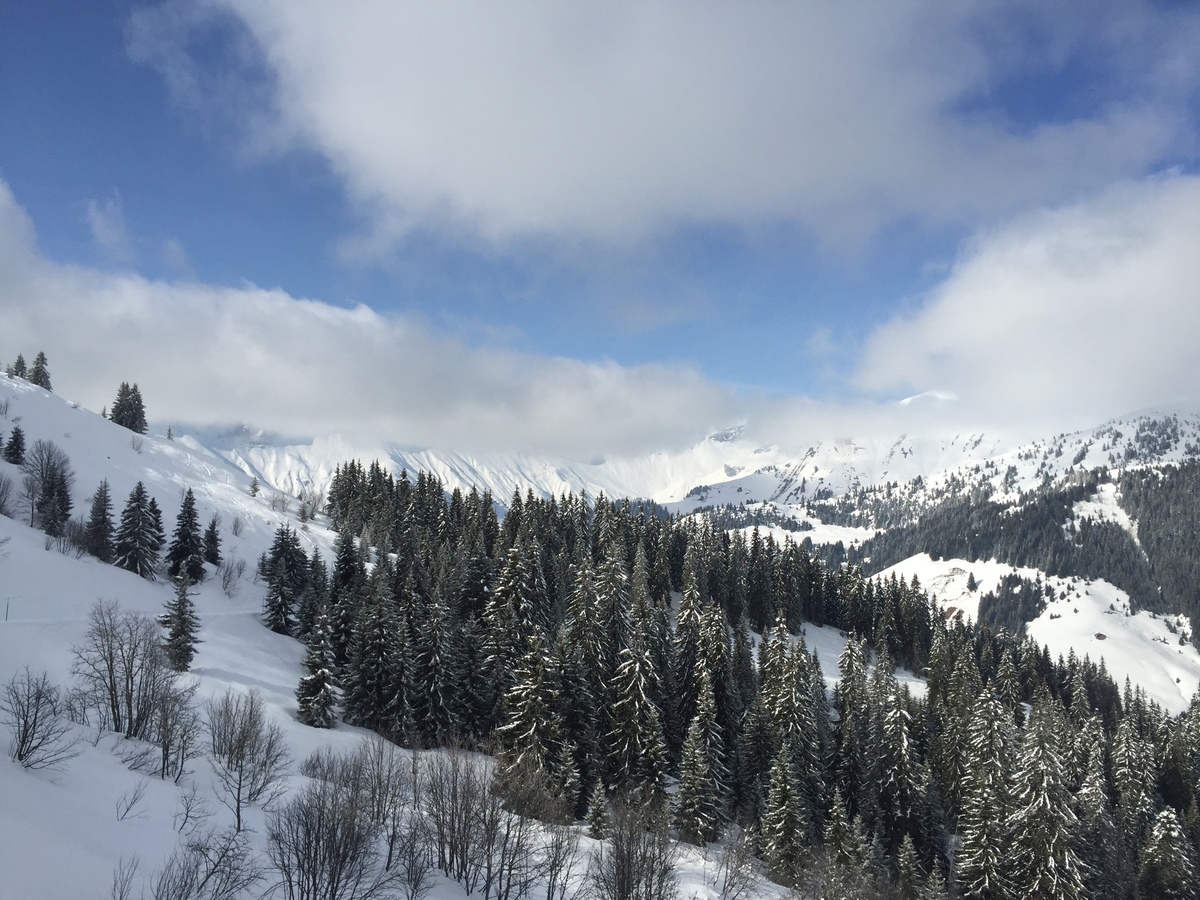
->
xmin=127 ymin=1 xmax=1200 ymax=253
xmin=85 ymin=195 xmax=135 ymax=264
xmin=856 ymin=173 xmax=1200 ymax=435
xmin=0 ymin=181 xmax=736 ymax=457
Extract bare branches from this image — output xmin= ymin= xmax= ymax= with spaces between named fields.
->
xmin=2 ymin=666 xmax=80 ymax=769
xmin=147 ymin=826 xmax=263 ymax=900
xmin=206 ymin=688 xmax=291 ymax=831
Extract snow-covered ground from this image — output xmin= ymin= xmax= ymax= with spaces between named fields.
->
xmin=1 ymin=377 xmax=796 ymax=900
xmin=876 ymin=553 xmax=1200 ymax=713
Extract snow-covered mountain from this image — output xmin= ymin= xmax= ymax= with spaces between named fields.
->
xmin=6 ymin=374 xmax=1200 ymax=897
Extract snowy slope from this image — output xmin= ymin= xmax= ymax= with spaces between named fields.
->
xmin=876 ymin=553 xmax=1200 ymax=714
xmin=2 ymin=377 xmax=793 ymax=900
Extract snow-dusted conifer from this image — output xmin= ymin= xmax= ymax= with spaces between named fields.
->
xmin=115 ymin=481 xmax=162 ymax=579
xmin=160 ymin=571 xmax=201 ymax=672
xmin=1007 ymin=694 xmax=1084 ymax=900
xmin=1138 ymin=807 xmax=1196 ymax=900
xmin=295 ymin=606 xmax=336 ymax=729
xmin=84 ymin=478 xmax=115 ymax=563
xmin=167 ymin=488 xmax=205 ymax=582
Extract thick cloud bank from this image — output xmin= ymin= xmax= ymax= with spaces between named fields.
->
xmin=857 ymin=175 xmax=1200 ymax=433
xmin=129 ymin=1 xmax=1200 ymax=252
xmin=0 ymin=182 xmax=734 ymax=457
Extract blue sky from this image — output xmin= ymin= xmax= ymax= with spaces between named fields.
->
xmin=4 ymin=2 xmax=1200 ymax=456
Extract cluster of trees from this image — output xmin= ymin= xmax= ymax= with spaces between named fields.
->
xmin=107 ymin=381 xmax=147 ymax=433
xmin=245 ymin=458 xmax=1200 ymax=897
xmin=5 ymin=351 xmax=52 ymax=390
xmin=846 ymin=473 xmax=1161 ymax=624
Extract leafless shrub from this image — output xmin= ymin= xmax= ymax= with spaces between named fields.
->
xmin=0 ymin=471 xmax=13 ymax=517
xmin=219 ymin=558 xmax=246 ymax=598
xmin=422 ymin=745 xmax=491 ymax=892
xmin=266 ymin=775 xmax=399 ymax=900
xmin=117 ymin=779 xmax=150 ymax=820
xmin=206 ymin=688 xmax=291 ymax=831
xmin=147 ymin=826 xmax=263 ymax=900
xmin=175 ymin=783 xmax=215 ymax=835
xmin=0 ymin=397 xmax=9 ymax=417
xmin=541 ymin=819 xmax=583 ymax=900
xmin=2 ymin=666 xmax=80 ymax=770
xmin=704 ymin=825 xmax=758 ymax=900
xmin=155 ymin=679 xmax=203 ymax=782
xmin=230 ymin=517 xmax=243 ymax=537
xmin=107 ymin=856 xmax=141 ymax=900
xmin=300 ymin=738 xmax=433 ymax=898
xmin=270 ymin=493 xmax=289 ymax=514
xmin=586 ymin=788 xmax=678 ymax=900
xmin=132 ymin=436 xmax=144 ymax=453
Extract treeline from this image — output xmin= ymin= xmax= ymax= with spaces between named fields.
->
xmin=247 ymin=458 xmax=1200 ymax=897
xmin=849 ymin=473 xmax=1161 ymax=626
xmin=1120 ymin=461 xmax=1200 ymax=639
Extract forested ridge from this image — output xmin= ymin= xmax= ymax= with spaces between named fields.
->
xmin=242 ymin=458 xmax=1200 ymax=898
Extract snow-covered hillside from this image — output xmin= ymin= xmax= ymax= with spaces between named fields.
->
xmin=3 ymin=377 xmax=795 ymax=900
xmin=876 ymin=554 xmax=1200 ymax=714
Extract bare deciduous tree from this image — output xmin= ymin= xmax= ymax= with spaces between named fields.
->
xmin=71 ymin=600 xmax=174 ymax=740
xmin=265 ymin=776 xmax=397 ymax=900
xmin=2 ymin=666 xmax=79 ymax=769
xmin=586 ymin=788 xmax=678 ymax=900
xmin=206 ymin=688 xmax=291 ymax=831
xmin=147 ymin=826 xmax=263 ymax=900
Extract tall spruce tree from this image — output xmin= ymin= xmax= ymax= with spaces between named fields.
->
xmin=114 ymin=482 xmax=162 ymax=579
xmin=203 ymin=514 xmax=222 ymax=566
xmin=166 ymin=488 xmax=205 ymax=582
xmin=27 ymin=351 xmax=50 ymax=390
xmin=295 ymin=606 xmax=337 ymax=729
xmin=109 ymin=382 xmax=147 ymax=433
xmin=1138 ymin=807 xmax=1196 ymax=900
xmin=2 ymin=424 xmax=25 ymax=464
xmin=1007 ymin=695 xmax=1084 ymax=900
xmin=84 ymin=479 xmax=115 ymax=562
xmin=956 ymin=689 xmax=1014 ymax=900
xmin=159 ymin=572 xmax=201 ymax=672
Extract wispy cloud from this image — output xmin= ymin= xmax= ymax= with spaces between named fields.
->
xmin=85 ymin=194 xmax=135 ymax=264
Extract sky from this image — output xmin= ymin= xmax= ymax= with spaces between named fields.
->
xmin=3 ymin=1 xmax=1200 ymax=458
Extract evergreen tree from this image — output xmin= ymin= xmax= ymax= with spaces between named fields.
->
xmin=26 ymin=445 xmax=74 ymax=537
xmin=499 ymin=631 xmax=564 ymax=790
xmin=1138 ymin=807 xmax=1196 ymax=900
xmin=166 ymin=488 xmax=205 ymax=582
xmin=159 ymin=571 xmax=201 ymax=672
xmin=2 ymin=424 xmax=24 ymax=464
xmin=605 ymin=644 xmax=667 ymax=794
xmin=83 ymin=479 xmax=115 ymax=562
xmin=109 ymin=382 xmax=147 ymax=433
xmin=760 ymin=741 xmax=809 ymax=886
xmin=956 ymin=690 xmax=1015 ymax=900
xmin=411 ymin=591 xmax=460 ymax=744
xmin=340 ymin=574 xmax=400 ymax=735
xmin=822 ymin=788 xmax=877 ymax=900
xmin=1007 ymin=695 xmax=1084 ymax=900
xmin=6 ymin=353 xmax=26 ymax=378
xmin=295 ymin=606 xmax=337 ymax=729
xmin=674 ymin=670 xmax=724 ymax=845
xmin=115 ymin=482 xmax=163 ymax=579
xmin=203 ymin=514 xmax=222 ymax=566
xmin=27 ymin=351 xmax=50 ymax=390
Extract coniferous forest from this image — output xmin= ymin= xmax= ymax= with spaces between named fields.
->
xmin=239 ymin=459 xmax=1200 ymax=899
